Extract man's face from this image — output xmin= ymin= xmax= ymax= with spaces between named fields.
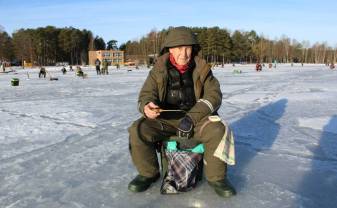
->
xmin=169 ymin=46 xmax=192 ymax=65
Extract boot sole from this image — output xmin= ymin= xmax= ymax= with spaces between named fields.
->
xmin=128 ymin=175 xmax=160 ymax=193
xmin=208 ymin=181 xmax=236 ymax=198
xmin=213 ymin=187 xmax=236 ymax=198
xmin=128 ymin=184 xmax=151 ymax=192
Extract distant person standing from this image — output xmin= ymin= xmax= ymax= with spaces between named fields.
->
xmin=95 ymin=58 xmax=101 ymax=75
xmin=330 ymin=63 xmax=335 ymax=70
xmin=1 ymin=62 xmax=5 ymax=72
xmin=102 ymin=59 xmax=108 ymax=75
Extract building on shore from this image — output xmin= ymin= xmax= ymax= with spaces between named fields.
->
xmin=88 ymin=50 xmax=124 ymax=66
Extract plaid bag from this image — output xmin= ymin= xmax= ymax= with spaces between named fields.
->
xmin=160 ymin=144 xmax=203 ymax=194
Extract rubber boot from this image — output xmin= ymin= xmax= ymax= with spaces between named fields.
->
xmin=128 ymin=173 xmax=160 ymax=192
xmin=208 ymin=178 xmax=236 ymax=198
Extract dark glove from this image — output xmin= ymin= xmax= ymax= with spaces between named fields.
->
xmin=177 ymin=116 xmax=194 ymax=139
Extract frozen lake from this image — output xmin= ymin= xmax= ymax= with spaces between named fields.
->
xmin=0 ymin=64 xmax=336 ymax=208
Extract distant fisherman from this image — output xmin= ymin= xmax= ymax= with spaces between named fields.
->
xmin=76 ymin=66 xmax=84 ymax=77
xmin=256 ymin=62 xmax=262 ymax=71
xmin=39 ymin=67 xmax=46 ymax=78
xmin=61 ymin=67 xmax=67 ymax=74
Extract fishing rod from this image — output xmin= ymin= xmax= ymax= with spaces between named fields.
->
xmin=152 ymin=108 xmax=186 ymax=113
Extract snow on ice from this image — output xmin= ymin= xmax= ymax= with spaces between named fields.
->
xmin=0 ymin=64 xmax=336 ymax=208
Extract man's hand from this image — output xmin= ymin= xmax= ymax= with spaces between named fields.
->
xmin=144 ymin=102 xmax=160 ymax=119
xmin=177 ymin=116 xmax=194 ymax=139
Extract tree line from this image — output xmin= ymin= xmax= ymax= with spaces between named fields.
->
xmin=0 ymin=26 xmax=107 ymax=66
xmin=1 ymin=25 xmax=336 ymax=65
xmin=122 ymin=27 xmax=337 ymax=65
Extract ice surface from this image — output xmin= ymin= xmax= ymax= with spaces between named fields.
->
xmin=0 ymin=64 xmax=336 ymax=208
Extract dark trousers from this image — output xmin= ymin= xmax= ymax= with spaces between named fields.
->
xmin=96 ymin=66 xmax=100 ymax=75
xmin=128 ymin=116 xmax=228 ymax=182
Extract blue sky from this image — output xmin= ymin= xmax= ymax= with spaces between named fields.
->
xmin=0 ymin=0 xmax=336 ymax=47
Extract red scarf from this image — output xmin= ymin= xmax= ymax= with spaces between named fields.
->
xmin=169 ymin=53 xmax=190 ymax=74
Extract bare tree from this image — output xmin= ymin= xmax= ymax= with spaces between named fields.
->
xmin=333 ymin=45 xmax=337 ymax=63
xmin=301 ymin=40 xmax=310 ymax=63
xmin=280 ymin=35 xmax=290 ymax=63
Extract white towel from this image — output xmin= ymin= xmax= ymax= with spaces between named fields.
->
xmin=213 ymin=119 xmax=235 ymax=165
